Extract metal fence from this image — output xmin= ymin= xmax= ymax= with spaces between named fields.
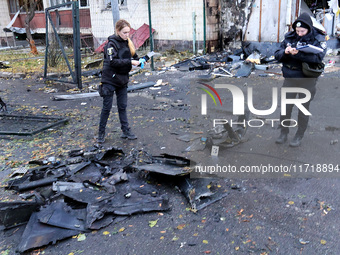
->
xmin=44 ymin=1 xmax=82 ymax=89
xmin=0 ymin=1 xmax=105 ymax=90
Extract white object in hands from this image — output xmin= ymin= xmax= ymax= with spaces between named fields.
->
xmin=296 ymin=44 xmax=324 ymax=54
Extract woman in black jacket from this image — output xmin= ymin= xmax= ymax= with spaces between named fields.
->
xmin=274 ymin=13 xmax=327 ymax=147
xmin=97 ymin=19 xmax=141 ymax=143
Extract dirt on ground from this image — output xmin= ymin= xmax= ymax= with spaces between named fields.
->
xmin=1 ymin=53 xmax=340 ymax=255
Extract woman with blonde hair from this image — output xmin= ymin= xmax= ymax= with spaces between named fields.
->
xmin=97 ymin=19 xmax=145 ymax=142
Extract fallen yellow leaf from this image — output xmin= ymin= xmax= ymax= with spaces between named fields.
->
xmin=288 ymin=201 xmax=294 ymax=205
xmin=320 ymin=239 xmax=327 ymax=245
xmin=77 ymin=233 xmax=86 ymax=241
xmin=177 ymin=224 xmax=186 ymax=230
xmin=203 ymin=240 xmax=208 ymax=244
xmin=103 ymin=231 xmax=110 ymax=235
xmin=149 ymin=219 xmax=158 ymax=228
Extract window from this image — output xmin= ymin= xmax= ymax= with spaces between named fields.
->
xmin=79 ymin=0 xmax=89 ymax=7
xmin=105 ymin=0 xmax=127 ymax=9
xmin=9 ymin=0 xmax=44 ymax=13
xmin=119 ymin=0 xmax=127 ymax=7
xmin=49 ymin=0 xmax=89 ymax=8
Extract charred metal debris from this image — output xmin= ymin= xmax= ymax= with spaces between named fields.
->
xmin=171 ymin=45 xmax=278 ymax=79
xmin=1 ymin=146 xmax=229 ymax=253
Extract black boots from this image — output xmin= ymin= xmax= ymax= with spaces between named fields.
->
xmin=275 ymin=132 xmax=288 ymax=144
xmin=120 ymin=129 xmax=137 ymax=140
xmin=97 ymin=129 xmax=137 ymax=143
xmin=275 ymin=132 xmax=303 ymax=147
xmin=289 ymin=134 xmax=302 ymax=147
xmin=97 ymin=131 xmax=105 ymax=143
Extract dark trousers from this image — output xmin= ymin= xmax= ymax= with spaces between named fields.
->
xmin=279 ymin=78 xmax=317 ymax=137
xmin=99 ymin=86 xmax=129 ymax=134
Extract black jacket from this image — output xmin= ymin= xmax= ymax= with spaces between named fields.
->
xmin=101 ymin=34 xmax=138 ymax=87
xmin=274 ymin=13 xmax=327 ymax=78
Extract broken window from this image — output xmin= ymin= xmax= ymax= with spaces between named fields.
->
xmin=119 ymin=0 xmax=127 ymax=7
xmin=304 ymin=0 xmax=329 ymax=12
xmin=9 ymin=0 xmax=44 ymax=13
xmin=105 ymin=0 xmax=127 ymax=9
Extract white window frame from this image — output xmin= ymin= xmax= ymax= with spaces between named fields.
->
xmin=49 ymin=0 xmax=89 ymax=9
xmin=103 ymin=0 xmax=127 ymax=10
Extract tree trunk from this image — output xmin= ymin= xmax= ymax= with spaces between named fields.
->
xmin=24 ymin=0 xmax=38 ymax=54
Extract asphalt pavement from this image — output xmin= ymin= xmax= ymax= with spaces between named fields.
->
xmin=0 ymin=57 xmax=339 ymax=255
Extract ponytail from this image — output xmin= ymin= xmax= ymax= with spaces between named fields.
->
xmin=115 ymin=19 xmax=136 ymax=56
xmin=127 ymin=38 xmax=136 ymax=56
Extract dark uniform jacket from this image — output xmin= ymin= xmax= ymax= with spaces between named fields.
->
xmin=101 ymin=34 xmax=138 ymax=87
xmin=275 ymin=13 xmax=327 ymax=78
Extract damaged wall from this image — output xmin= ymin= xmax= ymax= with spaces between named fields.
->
xmin=220 ymin=0 xmax=300 ymax=47
xmin=220 ymin=0 xmax=254 ymax=48
xmin=205 ymin=0 xmax=221 ymax=52
xmin=244 ymin=0 xmax=298 ymax=42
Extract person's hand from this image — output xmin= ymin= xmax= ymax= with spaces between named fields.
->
xmin=285 ymin=46 xmax=292 ymax=54
xmin=131 ymin=60 xmax=140 ymax=66
xmin=290 ymin=48 xmax=299 ymax=55
xmin=285 ymin=46 xmax=299 ymax=55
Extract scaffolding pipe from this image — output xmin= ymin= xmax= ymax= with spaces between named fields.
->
xmin=193 ymin=12 xmax=196 ymax=54
xmin=148 ymin=0 xmax=154 ymax=71
xmin=277 ymin=0 xmax=281 ymax=42
xmin=259 ymin=0 xmax=262 ymax=42
xmin=203 ymin=0 xmax=206 ymax=54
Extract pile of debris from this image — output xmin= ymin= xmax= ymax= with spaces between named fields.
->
xmin=171 ymin=47 xmax=278 ymax=79
xmin=0 ymin=146 xmax=228 ymax=253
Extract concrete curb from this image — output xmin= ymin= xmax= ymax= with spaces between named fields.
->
xmin=0 ymin=72 xmax=26 ymax=79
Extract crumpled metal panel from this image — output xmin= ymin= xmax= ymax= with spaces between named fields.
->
xmin=130 ymin=23 xmax=156 ymax=49
xmin=86 ymin=194 xmax=170 ymax=228
xmin=61 ymin=188 xmax=115 ymax=204
xmin=17 ymin=212 xmax=80 ymax=253
xmin=38 ymin=202 xmax=87 ymax=231
xmin=134 ymin=154 xmax=194 ymax=176
xmin=0 ymin=201 xmax=40 ymax=229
